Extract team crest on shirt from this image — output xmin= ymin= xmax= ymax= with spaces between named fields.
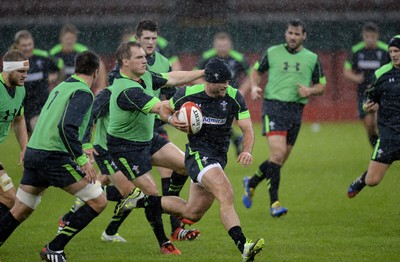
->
xmin=201 ymin=156 xmax=208 ymax=165
xmin=132 ymin=165 xmax=140 ymax=174
xmin=269 ymin=121 xmax=276 ymax=130
xmin=220 ymin=101 xmax=228 ymax=111
xmin=377 ymin=149 xmax=384 ymax=158
xmin=36 ymin=59 xmax=43 ymax=69
xmin=111 ymin=161 xmax=118 ymax=170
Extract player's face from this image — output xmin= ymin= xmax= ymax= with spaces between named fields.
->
xmin=8 ymin=68 xmax=29 ymax=87
xmin=126 ymin=46 xmax=147 ymax=75
xmin=61 ymin=32 xmax=77 ymax=52
xmin=363 ymin=31 xmax=379 ymax=49
xmin=214 ymin=38 xmax=232 ymax=57
xmin=285 ymin=26 xmax=305 ymax=51
xmin=16 ymin=37 xmax=34 ymax=58
xmin=137 ymin=30 xmax=158 ymax=56
xmin=207 ymin=81 xmax=229 ymax=98
xmin=389 ymin=46 xmax=400 ymax=68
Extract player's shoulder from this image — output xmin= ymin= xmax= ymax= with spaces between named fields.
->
xmin=184 ymin=84 xmax=205 ymax=96
xmin=375 ymin=63 xmax=394 ymax=80
xmin=268 ymin=43 xmax=285 ymax=52
xmin=74 ymin=43 xmax=88 ymax=53
xmin=33 ymin=48 xmax=50 ymax=58
xmin=228 ymin=49 xmax=245 ymax=62
xmin=301 ymin=47 xmax=318 ymax=58
xmin=155 ymin=51 xmax=169 ymax=62
xmin=226 ymin=85 xmax=242 ymax=100
xmin=351 ymin=41 xmax=366 ymax=53
xmin=377 ymin=40 xmax=389 ymax=52
xmin=202 ymin=48 xmax=217 ymax=60
xmin=49 ymin=44 xmax=62 ymax=56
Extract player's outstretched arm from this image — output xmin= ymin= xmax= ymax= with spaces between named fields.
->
xmin=163 ymin=70 xmax=205 ymax=87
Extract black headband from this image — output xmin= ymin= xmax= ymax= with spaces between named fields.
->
xmin=388 ymin=35 xmax=400 ymax=49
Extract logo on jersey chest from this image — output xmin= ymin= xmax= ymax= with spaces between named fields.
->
xmin=220 ymin=101 xmax=228 ymax=111
xmin=283 ymin=62 xmax=300 ymax=72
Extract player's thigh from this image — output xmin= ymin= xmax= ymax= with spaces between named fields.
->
xmin=109 ymin=171 xmax=134 ymax=196
xmin=152 ymin=142 xmax=185 ymax=173
xmin=133 ymin=172 xmax=159 ymax=195
xmin=201 ymin=166 xmax=234 ymax=205
xmin=185 ymin=182 xmax=215 ymax=217
xmin=267 ymin=135 xmax=288 ymax=162
xmin=156 ymin=166 xmax=173 ymax=178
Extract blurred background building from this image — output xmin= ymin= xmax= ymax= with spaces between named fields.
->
xmin=1 ymin=0 xmax=399 ymax=121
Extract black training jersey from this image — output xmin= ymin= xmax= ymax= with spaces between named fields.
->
xmin=197 ymin=49 xmax=249 ymax=89
xmin=367 ymin=63 xmax=400 ymax=140
xmin=170 ymin=84 xmax=250 ymax=155
xmin=50 ymin=43 xmax=88 ymax=79
xmin=24 ymin=49 xmax=59 ymax=106
xmin=345 ymin=41 xmax=390 ymax=95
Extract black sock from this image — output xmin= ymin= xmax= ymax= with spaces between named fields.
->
xmin=353 ymin=171 xmax=367 ymax=188
xmin=62 ymin=198 xmax=85 ymax=222
xmin=0 ymin=202 xmax=10 ymax=217
xmin=104 ymin=185 xmax=123 ymax=202
xmin=105 ymin=207 xmax=133 ymax=236
xmin=228 ymin=226 xmax=246 ymax=253
xmin=369 ymin=134 xmax=379 ymax=147
xmin=144 ymin=206 xmax=169 ymax=246
xmin=161 ymin=178 xmax=170 ymax=196
xmin=50 ymin=204 xmax=99 ymax=251
xmin=137 ymin=195 xmax=163 ymax=210
xmin=168 ymin=172 xmax=188 ymax=196
xmin=248 ymin=160 xmax=270 ymax=189
xmin=264 ymin=161 xmax=281 ymax=205
xmin=167 ymin=173 xmax=187 ymax=232
xmin=0 ymin=210 xmax=20 ymax=247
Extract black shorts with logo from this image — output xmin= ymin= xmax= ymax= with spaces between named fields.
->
xmin=93 ymin=145 xmax=119 ymax=175
xmin=185 ymin=145 xmax=227 ymax=182
xmin=371 ymin=139 xmax=400 ymax=164
xmin=107 ymin=133 xmax=169 ymax=180
xmin=21 ymin=148 xmax=86 ymax=188
xmin=261 ymin=99 xmax=304 ymax=145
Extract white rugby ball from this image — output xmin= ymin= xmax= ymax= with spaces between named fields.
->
xmin=178 ymin=101 xmax=203 ymax=134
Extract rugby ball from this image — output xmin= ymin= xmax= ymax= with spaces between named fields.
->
xmin=178 ymin=102 xmax=203 ymax=134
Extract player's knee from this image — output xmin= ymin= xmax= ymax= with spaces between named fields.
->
xmin=16 ymin=188 xmax=42 ymax=210
xmin=74 ymin=180 xmax=103 ymax=202
xmin=186 ymin=212 xmax=203 ymax=222
xmin=0 ymin=173 xmax=15 ymax=192
xmin=175 ymin=167 xmax=187 ymax=176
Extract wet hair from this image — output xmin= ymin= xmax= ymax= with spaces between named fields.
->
xmin=362 ymin=22 xmax=379 ymax=33
xmin=3 ymin=50 xmax=28 ymax=62
xmin=287 ymin=19 xmax=307 ymax=33
xmin=136 ymin=20 xmax=159 ymax=37
xmin=116 ymin=42 xmax=142 ymax=66
xmin=214 ymin=32 xmax=232 ymax=41
xmin=74 ymin=51 xmax=100 ymax=75
xmin=10 ymin=30 xmax=33 ymax=50
xmin=60 ymin=23 xmax=79 ymax=37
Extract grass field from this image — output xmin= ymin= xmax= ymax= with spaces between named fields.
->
xmin=0 ymin=122 xmax=399 ymax=262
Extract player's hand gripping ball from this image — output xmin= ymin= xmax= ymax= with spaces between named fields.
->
xmin=178 ymin=102 xmax=203 ymax=134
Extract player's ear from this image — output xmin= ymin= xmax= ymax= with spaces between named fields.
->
xmin=303 ymin=32 xmax=307 ymax=40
